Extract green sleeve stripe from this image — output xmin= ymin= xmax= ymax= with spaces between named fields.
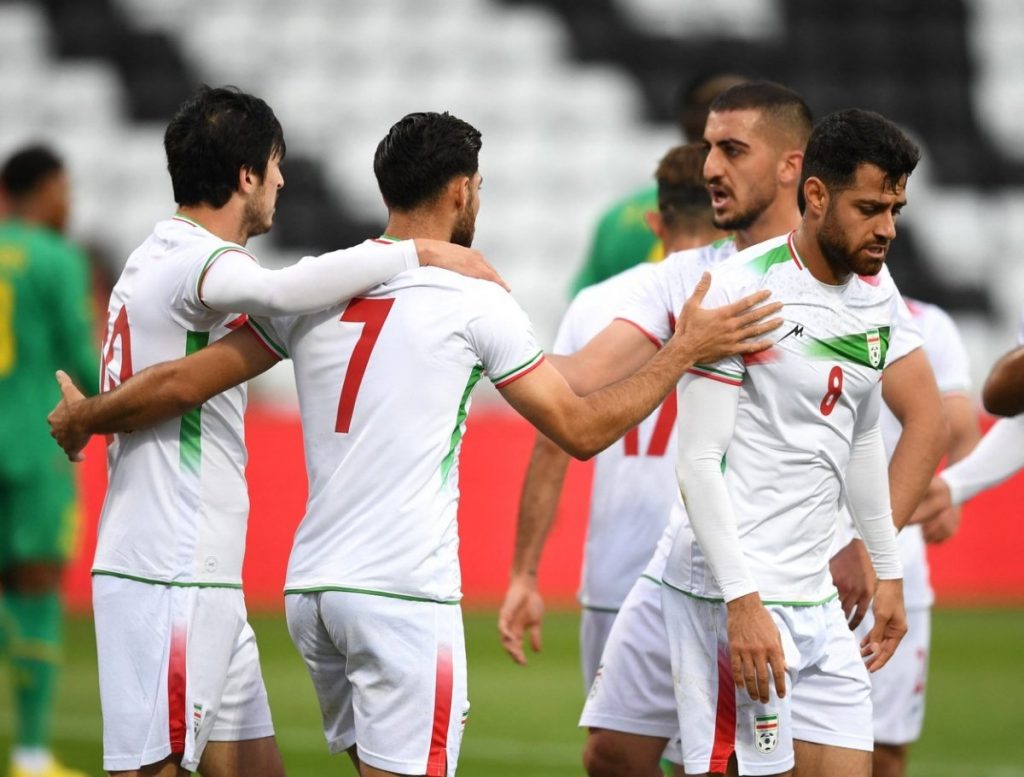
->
xmin=491 ymin=350 xmax=545 ymax=386
xmin=246 ymin=318 xmax=288 ymax=359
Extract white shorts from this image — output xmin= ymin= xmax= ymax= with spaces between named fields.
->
xmin=285 ymin=591 xmax=469 ymax=776
xmin=855 ymin=606 xmax=930 ymax=745
xmin=579 ymin=576 xmax=683 ymax=765
xmin=93 ymin=575 xmax=274 ymax=772
xmin=580 ymin=607 xmax=617 ymax=691
xmin=662 ymin=586 xmax=872 ymax=777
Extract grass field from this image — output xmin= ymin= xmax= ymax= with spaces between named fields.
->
xmin=1 ymin=608 xmax=1021 ymax=776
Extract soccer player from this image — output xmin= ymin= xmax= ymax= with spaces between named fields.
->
xmin=64 ymin=86 xmax=505 ymax=777
xmin=0 ymin=146 xmax=94 ymax=777
xmin=848 ymin=298 xmax=979 ymax=777
xmin=665 ymin=109 xmax=926 ymax=777
xmin=48 ymin=111 xmax=780 ymax=777
xmin=497 ymin=142 xmax=727 ymax=690
xmin=569 ymin=72 xmax=747 ymax=295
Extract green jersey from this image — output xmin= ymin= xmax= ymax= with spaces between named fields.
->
xmin=0 ymin=220 xmax=97 ymax=479
xmin=570 ymin=184 xmax=663 ymax=296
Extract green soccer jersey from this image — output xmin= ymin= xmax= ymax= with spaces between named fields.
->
xmin=0 ymin=219 xmax=97 ymax=479
xmin=569 ymin=184 xmax=663 ymax=296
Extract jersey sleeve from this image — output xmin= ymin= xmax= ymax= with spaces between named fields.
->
xmin=615 ymin=257 xmax=676 ymax=347
xmin=684 ymin=273 xmax=745 ymax=387
xmin=922 ymin=306 xmax=971 ymax=395
xmin=885 ymin=286 xmax=923 ymax=365
xmin=245 ymin=314 xmax=294 ymax=361
xmin=465 ymin=286 xmax=544 ymax=388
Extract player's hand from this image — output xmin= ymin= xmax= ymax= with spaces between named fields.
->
xmin=497 ymin=573 xmax=545 ymax=666
xmin=414 ymin=239 xmax=510 ymax=291
xmin=861 ymin=579 xmax=907 ymax=672
xmin=672 ymin=272 xmax=783 ymax=365
xmin=829 ymin=539 xmax=876 ymax=629
xmin=907 ymin=476 xmax=953 ymax=526
xmin=726 ymin=592 xmax=787 ymax=702
xmin=47 ymin=370 xmax=89 ymax=462
xmin=922 ymin=505 xmax=961 ymax=545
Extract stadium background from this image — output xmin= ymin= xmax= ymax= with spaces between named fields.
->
xmin=2 ymin=0 xmax=1023 ymax=774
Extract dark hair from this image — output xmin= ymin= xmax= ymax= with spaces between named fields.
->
xmin=374 ymin=112 xmax=482 ymax=211
xmin=655 ymin=143 xmax=711 ymax=227
xmin=800 ymin=109 xmax=921 ymax=210
xmin=709 ymin=80 xmax=813 ymax=147
xmin=164 ymin=85 xmax=286 ymax=208
xmin=0 ymin=145 xmax=63 ymax=198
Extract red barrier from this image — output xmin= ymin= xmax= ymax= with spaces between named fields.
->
xmin=65 ymin=406 xmax=1024 ymax=610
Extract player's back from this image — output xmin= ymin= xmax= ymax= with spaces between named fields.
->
xmin=255 ymin=251 xmax=541 ymax=604
xmin=93 ymin=216 xmax=253 ymax=586
xmin=0 ymin=220 xmax=95 ymax=478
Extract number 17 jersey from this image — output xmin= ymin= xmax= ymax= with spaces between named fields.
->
xmin=252 ymin=239 xmax=543 ymax=604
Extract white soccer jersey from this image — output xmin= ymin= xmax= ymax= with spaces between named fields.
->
xmin=560 ymin=264 xmax=683 ymax=611
xmin=252 ymin=239 xmax=543 ymax=604
xmin=92 ymin=216 xmax=259 ymax=586
xmin=881 ymin=299 xmax=970 ymax=608
xmin=664 ymin=233 xmax=922 ymax=604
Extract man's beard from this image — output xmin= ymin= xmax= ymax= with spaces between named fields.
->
xmin=241 ymin=190 xmax=273 ymax=241
xmin=817 ymin=205 xmax=887 ymax=278
xmin=712 ymin=184 xmax=774 ymax=232
xmin=451 ymin=205 xmax=476 ymax=248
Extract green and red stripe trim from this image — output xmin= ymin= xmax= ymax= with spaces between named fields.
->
xmin=493 ymin=351 xmax=544 ymax=388
xmin=688 ymin=364 xmax=743 ymax=386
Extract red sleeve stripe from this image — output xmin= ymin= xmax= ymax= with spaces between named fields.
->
xmin=687 ymin=367 xmax=743 ymax=386
xmin=244 ymin=321 xmax=286 ymax=361
xmin=494 ymin=354 xmax=545 ymax=388
xmin=613 ymin=317 xmax=662 ymax=349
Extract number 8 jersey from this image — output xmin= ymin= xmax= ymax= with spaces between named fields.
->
xmin=251 ymin=238 xmax=544 ymax=604
xmin=665 ymin=232 xmax=921 ymax=605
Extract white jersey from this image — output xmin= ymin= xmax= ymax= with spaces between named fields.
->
xmin=881 ymin=299 xmax=970 ymax=608
xmin=252 ymin=239 xmax=543 ymax=604
xmin=569 ymin=237 xmax=738 ymax=609
xmin=93 ymin=216 xmax=256 ymax=586
xmin=664 ymin=233 xmax=922 ymax=604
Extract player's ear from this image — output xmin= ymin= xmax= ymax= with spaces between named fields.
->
xmin=238 ymin=165 xmax=258 ymax=195
xmin=644 ymin=210 xmax=666 ymax=241
xmin=778 ymin=150 xmax=804 ymax=187
xmin=802 ymin=176 xmax=828 ymax=217
xmin=451 ymin=175 xmax=470 ymax=210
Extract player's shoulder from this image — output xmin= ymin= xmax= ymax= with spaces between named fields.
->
xmin=709 ymin=233 xmax=791 ymax=292
xmin=904 ymin=296 xmax=954 ymax=327
xmin=155 ymin=216 xmax=254 ymax=264
xmin=848 ymin=262 xmax=902 ymax=309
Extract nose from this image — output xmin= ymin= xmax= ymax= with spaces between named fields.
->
xmin=876 ymin=210 xmax=896 ymax=241
xmin=703 ymin=148 xmax=723 ymax=181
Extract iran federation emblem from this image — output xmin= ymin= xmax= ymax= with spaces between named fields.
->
xmin=755 ymin=713 xmax=779 ymax=754
xmin=866 ymin=329 xmax=882 ymax=368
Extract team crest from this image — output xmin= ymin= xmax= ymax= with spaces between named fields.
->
xmin=866 ymin=329 xmax=882 ymax=368
xmin=192 ymin=703 xmax=205 ymax=736
xmin=755 ymin=713 xmax=779 ymax=753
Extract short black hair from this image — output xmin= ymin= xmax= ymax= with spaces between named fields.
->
xmin=374 ymin=112 xmax=482 ymax=211
xmin=709 ymin=80 xmax=813 ymax=147
xmin=655 ymin=143 xmax=711 ymax=227
xmin=0 ymin=145 xmax=63 ymax=198
xmin=164 ymin=85 xmax=286 ymax=208
xmin=800 ymin=109 xmax=921 ymax=209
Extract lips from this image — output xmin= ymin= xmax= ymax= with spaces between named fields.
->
xmin=708 ymin=185 xmax=732 ymax=209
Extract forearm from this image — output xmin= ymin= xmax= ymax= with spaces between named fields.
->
xmin=676 ymin=377 xmax=756 ymax=601
xmin=983 ymin=346 xmax=1024 ymax=416
xmin=202 ymin=241 xmax=418 ymax=316
xmin=510 ymin=434 xmax=571 ymax=577
xmin=941 ymin=415 xmax=1024 ymax=504
xmin=847 ymin=422 xmax=903 ymax=580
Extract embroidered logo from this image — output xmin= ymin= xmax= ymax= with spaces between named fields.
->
xmin=755 ymin=713 xmax=779 ymax=753
xmin=866 ymin=329 xmax=882 ymax=368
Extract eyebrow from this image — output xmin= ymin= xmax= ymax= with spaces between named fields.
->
xmin=714 ymin=138 xmax=751 ymax=149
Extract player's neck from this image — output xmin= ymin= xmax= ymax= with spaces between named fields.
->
xmin=383 ymin=212 xmax=453 ymax=243
xmin=663 ymin=225 xmax=728 ymax=254
xmin=176 ymin=203 xmax=247 ymax=246
xmin=734 ymin=197 xmax=801 ymax=252
xmin=791 ymin=224 xmax=850 ymax=286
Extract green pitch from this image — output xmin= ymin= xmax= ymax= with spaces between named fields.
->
xmin=0 ymin=608 xmax=1020 ymax=776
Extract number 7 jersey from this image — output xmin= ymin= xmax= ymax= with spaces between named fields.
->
xmin=251 ymin=239 xmax=544 ymax=604
xmin=665 ymin=232 xmax=921 ymax=604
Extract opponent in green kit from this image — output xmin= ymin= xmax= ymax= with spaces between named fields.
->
xmin=0 ymin=146 xmax=95 ymax=777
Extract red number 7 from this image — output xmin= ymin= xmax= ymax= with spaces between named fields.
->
xmin=335 ymin=297 xmax=395 ymax=433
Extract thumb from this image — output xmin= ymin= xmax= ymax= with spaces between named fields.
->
xmin=55 ymin=370 xmax=77 ymax=399
xmin=688 ymin=272 xmax=712 ymax=306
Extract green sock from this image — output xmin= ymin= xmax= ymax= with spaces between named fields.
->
xmin=6 ymin=589 xmax=62 ymax=748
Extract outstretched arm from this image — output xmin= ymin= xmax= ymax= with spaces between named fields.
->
xmin=983 ymin=345 xmax=1024 ymax=417
xmin=200 ymin=240 xmax=507 ymax=317
xmin=49 ymin=326 xmax=278 ymax=459
xmin=497 ymin=433 xmax=569 ymax=665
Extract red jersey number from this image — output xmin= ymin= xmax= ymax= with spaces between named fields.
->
xmin=335 ymin=297 xmax=394 ymax=433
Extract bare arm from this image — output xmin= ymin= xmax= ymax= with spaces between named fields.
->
xmin=983 ymin=345 xmax=1024 ymax=417
xmin=880 ymin=348 xmax=950 ymax=529
xmin=501 ymin=275 xmax=781 ymax=458
xmin=49 ymin=327 xmax=278 ymax=459
xmin=921 ymin=393 xmax=982 ymax=543
xmin=497 ymin=433 xmax=569 ymax=664
xmin=550 ymin=320 xmax=660 ymax=396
